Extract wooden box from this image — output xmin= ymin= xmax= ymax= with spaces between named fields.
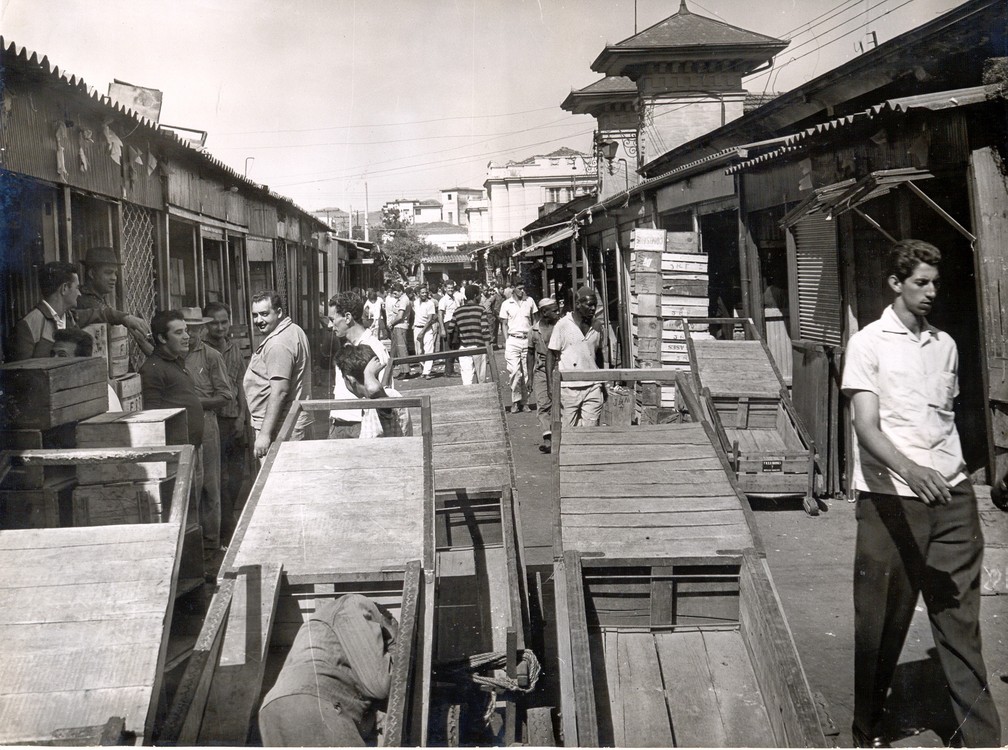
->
xmin=76 ymin=409 xmax=187 ymax=483
xmin=109 ymin=325 xmax=130 ymax=377
xmin=72 ymin=476 xmax=177 ymax=525
xmin=0 ymin=426 xmax=76 ymax=490
xmin=81 ymin=322 xmax=109 ymax=371
xmin=112 ymin=373 xmax=144 ymax=413
xmin=0 ymin=476 xmax=76 ymax=529
xmin=0 ymin=357 xmax=108 ymax=429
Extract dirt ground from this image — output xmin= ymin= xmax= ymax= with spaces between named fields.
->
xmin=488 ymin=351 xmax=1008 ymax=747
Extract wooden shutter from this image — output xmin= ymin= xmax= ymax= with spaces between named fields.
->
xmin=788 ymin=213 xmax=842 ymax=347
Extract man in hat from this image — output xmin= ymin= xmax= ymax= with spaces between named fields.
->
xmin=529 ymin=297 xmax=560 ymax=452
xmin=77 ymin=246 xmax=153 ymax=354
xmin=10 ymin=260 xmax=149 ymax=361
xmin=184 ymin=309 xmax=234 ymax=557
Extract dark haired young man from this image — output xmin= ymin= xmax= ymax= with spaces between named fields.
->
xmin=842 ymin=239 xmax=1001 ymax=747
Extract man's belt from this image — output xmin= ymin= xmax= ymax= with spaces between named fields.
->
xmin=509 ymin=331 xmax=529 ymax=339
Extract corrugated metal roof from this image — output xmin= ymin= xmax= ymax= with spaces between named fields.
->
xmin=727 ymin=84 xmax=1004 ymax=175
xmin=423 ymin=253 xmax=472 ymax=265
xmin=0 ymin=35 xmax=327 ymax=233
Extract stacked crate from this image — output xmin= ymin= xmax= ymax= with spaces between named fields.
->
xmin=83 ymin=322 xmax=143 ymax=411
xmin=0 ymin=357 xmax=108 ymax=528
xmin=629 ymin=229 xmax=713 ymax=414
xmin=73 ymin=409 xmax=188 ymax=525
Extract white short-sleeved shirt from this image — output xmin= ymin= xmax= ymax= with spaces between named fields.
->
xmin=412 ymin=299 xmax=437 ymax=329
xmin=548 ymin=312 xmax=601 ymax=388
xmin=391 ymin=293 xmax=409 ymax=329
xmin=499 ymin=296 xmax=538 ymax=336
xmin=438 ymin=294 xmax=458 ymax=322
xmin=841 ymin=305 xmax=966 ymax=497
xmin=330 ymin=329 xmax=390 ymax=423
xmin=363 ymin=298 xmax=383 ymax=332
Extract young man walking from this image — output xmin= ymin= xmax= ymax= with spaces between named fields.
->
xmin=498 ymin=283 xmax=538 ymax=412
xmin=841 ymin=239 xmax=1001 ymax=748
xmin=454 ymin=283 xmax=492 ymax=385
xmin=529 ymin=297 xmax=560 ymax=452
xmin=549 ymin=286 xmax=604 ymax=427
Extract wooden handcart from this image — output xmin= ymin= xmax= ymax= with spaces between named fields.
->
xmin=163 ymin=397 xmax=435 ymax=746
xmin=0 ymin=445 xmax=196 ymax=745
xmin=684 ymin=317 xmax=823 ymax=515
xmin=550 ymin=369 xmax=825 ymax=747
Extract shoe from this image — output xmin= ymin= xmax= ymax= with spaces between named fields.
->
xmin=526 ymin=402 xmax=537 ymax=410
xmin=539 ymin=440 xmax=552 ymax=454
xmin=510 ymin=403 xmax=524 ymax=413
xmin=852 ymin=724 xmax=890 ymax=748
xmin=423 ymin=374 xmax=433 ymax=380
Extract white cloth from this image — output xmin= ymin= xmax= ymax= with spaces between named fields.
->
xmin=363 ymin=298 xmax=383 ymax=334
xmin=359 ymin=387 xmax=413 ymax=439
xmin=499 ymin=296 xmax=538 ymax=336
xmin=412 ymin=298 xmax=437 ymax=330
xmin=414 ymin=328 xmax=435 ymax=375
xmin=841 ymin=305 xmax=966 ymax=497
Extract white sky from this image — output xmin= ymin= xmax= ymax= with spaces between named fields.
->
xmin=1 ymin=0 xmax=961 ymax=213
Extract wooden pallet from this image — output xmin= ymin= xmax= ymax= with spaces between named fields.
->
xmin=684 ymin=317 xmax=821 ymax=515
xmin=0 ymin=445 xmax=196 ymax=744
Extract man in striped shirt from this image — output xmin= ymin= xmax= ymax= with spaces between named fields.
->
xmin=454 ymin=284 xmax=491 ymax=385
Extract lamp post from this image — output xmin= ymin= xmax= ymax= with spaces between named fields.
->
xmin=244 ymin=156 xmax=255 ymax=178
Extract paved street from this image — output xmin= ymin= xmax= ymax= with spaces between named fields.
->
xmin=488 ymin=351 xmax=1008 ymax=748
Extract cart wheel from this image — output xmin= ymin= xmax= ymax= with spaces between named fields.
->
xmin=803 ymin=496 xmax=820 ymax=516
xmin=524 ymin=707 xmax=557 ymax=746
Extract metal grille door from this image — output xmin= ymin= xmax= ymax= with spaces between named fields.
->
xmin=121 ymin=202 xmax=158 ymax=369
xmin=791 ymin=214 xmax=842 ymax=347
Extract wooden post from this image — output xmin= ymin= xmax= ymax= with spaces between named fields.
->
xmin=61 ymin=186 xmax=73 ymax=262
xmin=569 ymin=236 xmax=578 ymax=293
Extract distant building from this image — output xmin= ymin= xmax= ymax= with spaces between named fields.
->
xmin=415 ymin=221 xmax=469 ymax=252
xmin=439 ymin=187 xmax=483 ymax=227
xmin=414 ymin=199 xmax=443 ymax=223
xmin=484 ymin=146 xmax=596 ymax=241
xmin=311 ymin=207 xmax=350 ymax=235
xmin=464 ymin=196 xmax=491 ymax=244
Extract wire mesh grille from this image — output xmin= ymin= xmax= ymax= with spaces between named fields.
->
xmin=274 ymin=239 xmax=288 ymax=307
xmin=121 ymin=202 xmax=157 ymax=370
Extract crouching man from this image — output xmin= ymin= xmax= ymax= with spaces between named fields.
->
xmin=258 ymin=594 xmax=399 ymax=746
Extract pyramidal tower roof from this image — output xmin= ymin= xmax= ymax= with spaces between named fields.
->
xmin=592 ymin=0 xmax=787 ymax=79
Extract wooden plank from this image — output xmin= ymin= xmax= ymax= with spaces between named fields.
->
xmin=702 ymin=629 xmax=776 ymax=746
xmin=562 ymin=473 xmax=738 ymax=498
xmin=561 ymin=462 xmax=733 ymax=484
xmin=603 ymin=630 xmax=625 ymax=747
xmin=562 ymin=529 xmax=755 ymax=560
xmin=617 ymin=633 xmax=674 ymax=747
xmin=384 ymin=561 xmax=420 ymax=747
xmin=654 ymin=630 xmax=727 ymax=747
xmin=553 ymin=560 xmax=579 ymax=747
xmin=561 ymin=495 xmax=744 ymax=515
xmin=197 ymin=563 xmax=283 ymax=745
xmin=0 ymin=643 xmax=161 ymax=694
xmin=0 ymin=687 xmax=151 ymax=744
xmin=564 ymin=552 xmax=599 ymax=747
xmin=561 ymin=512 xmax=748 ymax=530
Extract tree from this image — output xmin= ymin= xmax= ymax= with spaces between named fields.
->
xmin=456 ymin=242 xmax=484 ymax=255
xmin=378 ymin=207 xmax=436 ymax=279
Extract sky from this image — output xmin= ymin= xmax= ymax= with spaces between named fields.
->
xmin=1 ymin=0 xmax=963 ymax=214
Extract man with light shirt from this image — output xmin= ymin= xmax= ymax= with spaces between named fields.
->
xmin=437 ymin=279 xmax=460 ymax=376
xmin=548 ymin=286 xmax=604 ymax=427
xmin=841 ymin=239 xmax=1000 ymax=748
xmin=411 ymin=286 xmax=438 ymax=379
xmin=498 ymin=283 xmax=538 ymax=412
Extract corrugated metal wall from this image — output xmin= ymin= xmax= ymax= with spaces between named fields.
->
xmin=166 ymin=165 xmax=249 ymax=225
xmin=1 ymin=78 xmax=162 ymax=209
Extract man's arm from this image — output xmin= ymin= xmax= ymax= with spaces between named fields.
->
xmin=849 ymin=389 xmax=952 ymax=505
xmin=75 ymin=305 xmax=151 ymax=340
xmin=10 ymin=318 xmax=38 ymax=361
xmin=205 ymin=351 xmax=236 ymax=413
xmin=255 ymin=376 xmax=291 ymax=458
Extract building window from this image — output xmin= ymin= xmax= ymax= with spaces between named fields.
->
xmin=447 ymin=194 xmax=452 ymax=200
xmin=448 ymin=211 xmax=453 ymax=223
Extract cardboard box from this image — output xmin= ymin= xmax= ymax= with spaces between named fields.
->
xmin=0 ymin=357 xmax=108 ymax=429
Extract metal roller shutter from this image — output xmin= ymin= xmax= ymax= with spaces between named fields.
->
xmin=791 ymin=214 xmax=842 ymax=347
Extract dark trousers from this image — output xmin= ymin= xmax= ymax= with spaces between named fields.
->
xmin=441 ymin=320 xmax=457 ymax=374
xmin=853 ymin=482 xmax=1001 ymax=746
xmin=391 ymin=327 xmax=410 ymax=378
xmin=218 ymin=416 xmax=247 ymax=543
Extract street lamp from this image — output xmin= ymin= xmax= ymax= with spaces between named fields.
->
xmin=244 ymin=156 xmax=255 ymax=179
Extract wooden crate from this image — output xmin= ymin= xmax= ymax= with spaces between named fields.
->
xmin=0 ymin=357 xmax=108 ymax=429
xmin=81 ymin=322 xmax=109 ymax=372
xmin=120 ymin=393 xmax=144 ymax=413
xmin=72 ymin=476 xmax=177 ymax=525
xmin=0 ymin=426 xmax=76 ymax=489
xmin=109 ymin=325 xmax=130 ymax=377
xmin=76 ymin=409 xmax=187 ymax=483
xmin=112 ymin=373 xmax=144 ymax=413
xmin=0 ymin=476 xmax=76 ymax=529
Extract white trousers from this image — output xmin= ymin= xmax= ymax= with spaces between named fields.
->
xmin=504 ymin=335 xmax=529 ymax=405
xmin=459 ymin=346 xmax=487 ymax=385
xmin=413 ymin=328 xmax=435 ymax=374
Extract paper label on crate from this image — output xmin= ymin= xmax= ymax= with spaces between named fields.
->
xmin=632 ymin=228 xmax=666 ymax=251
xmin=762 ymin=458 xmax=784 ymax=473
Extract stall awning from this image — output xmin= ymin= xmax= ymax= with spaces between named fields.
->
xmin=513 ymin=225 xmax=575 ymax=257
xmin=780 ymin=169 xmax=933 ymax=228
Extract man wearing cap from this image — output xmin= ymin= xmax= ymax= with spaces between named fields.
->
xmin=77 ymin=246 xmax=153 ymax=354
xmin=549 ymin=286 xmax=605 ymax=427
xmin=244 ymin=291 xmax=313 ymax=460
xmin=529 ymin=297 xmax=560 ymax=452
xmin=184 ymin=309 xmax=235 ymax=556
xmin=498 ymin=283 xmax=538 ymax=412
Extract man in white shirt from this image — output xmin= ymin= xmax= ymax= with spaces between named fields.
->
xmin=437 ymin=280 xmax=460 ymax=377
xmin=498 ymin=283 xmax=538 ymax=412
xmin=841 ymin=240 xmax=1000 ymax=748
xmin=411 ymin=286 xmax=438 ymax=379
xmin=362 ymin=288 xmax=384 ymax=338
xmin=386 ymin=282 xmax=411 ymax=379
xmin=548 ymin=286 xmax=604 ymax=427
xmin=327 ymin=291 xmax=391 ymax=439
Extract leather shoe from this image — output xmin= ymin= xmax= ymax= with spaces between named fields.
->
xmin=852 ymin=724 xmax=890 ymax=748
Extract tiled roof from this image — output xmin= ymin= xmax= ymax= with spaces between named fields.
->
xmin=561 ymin=76 xmax=637 ymax=114
xmin=0 ymin=36 xmax=327 ymax=233
xmin=415 ymin=221 xmax=467 ymax=235
xmin=417 ymin=199 xmax=443 ymax=207
xmin=614 ymin=2 xmax=785 ymax=50
xmin=575 ymin=76 xmax=637 ymax=95
xmin=423 ymin=252 xmax=472 ymax=265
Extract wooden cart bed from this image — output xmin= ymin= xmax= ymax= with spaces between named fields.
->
xmin=684 ymin=318 xmax=820 ymax=513
xmin=391 ymin=345 xmax=515 ymax=493
xmin=164 ymin=398 xmax=435 ymax=746
xmin=0 ymin=446 xmax=195 ymax=745
xmin=555 ymin=552 xmax=826 ymax=748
